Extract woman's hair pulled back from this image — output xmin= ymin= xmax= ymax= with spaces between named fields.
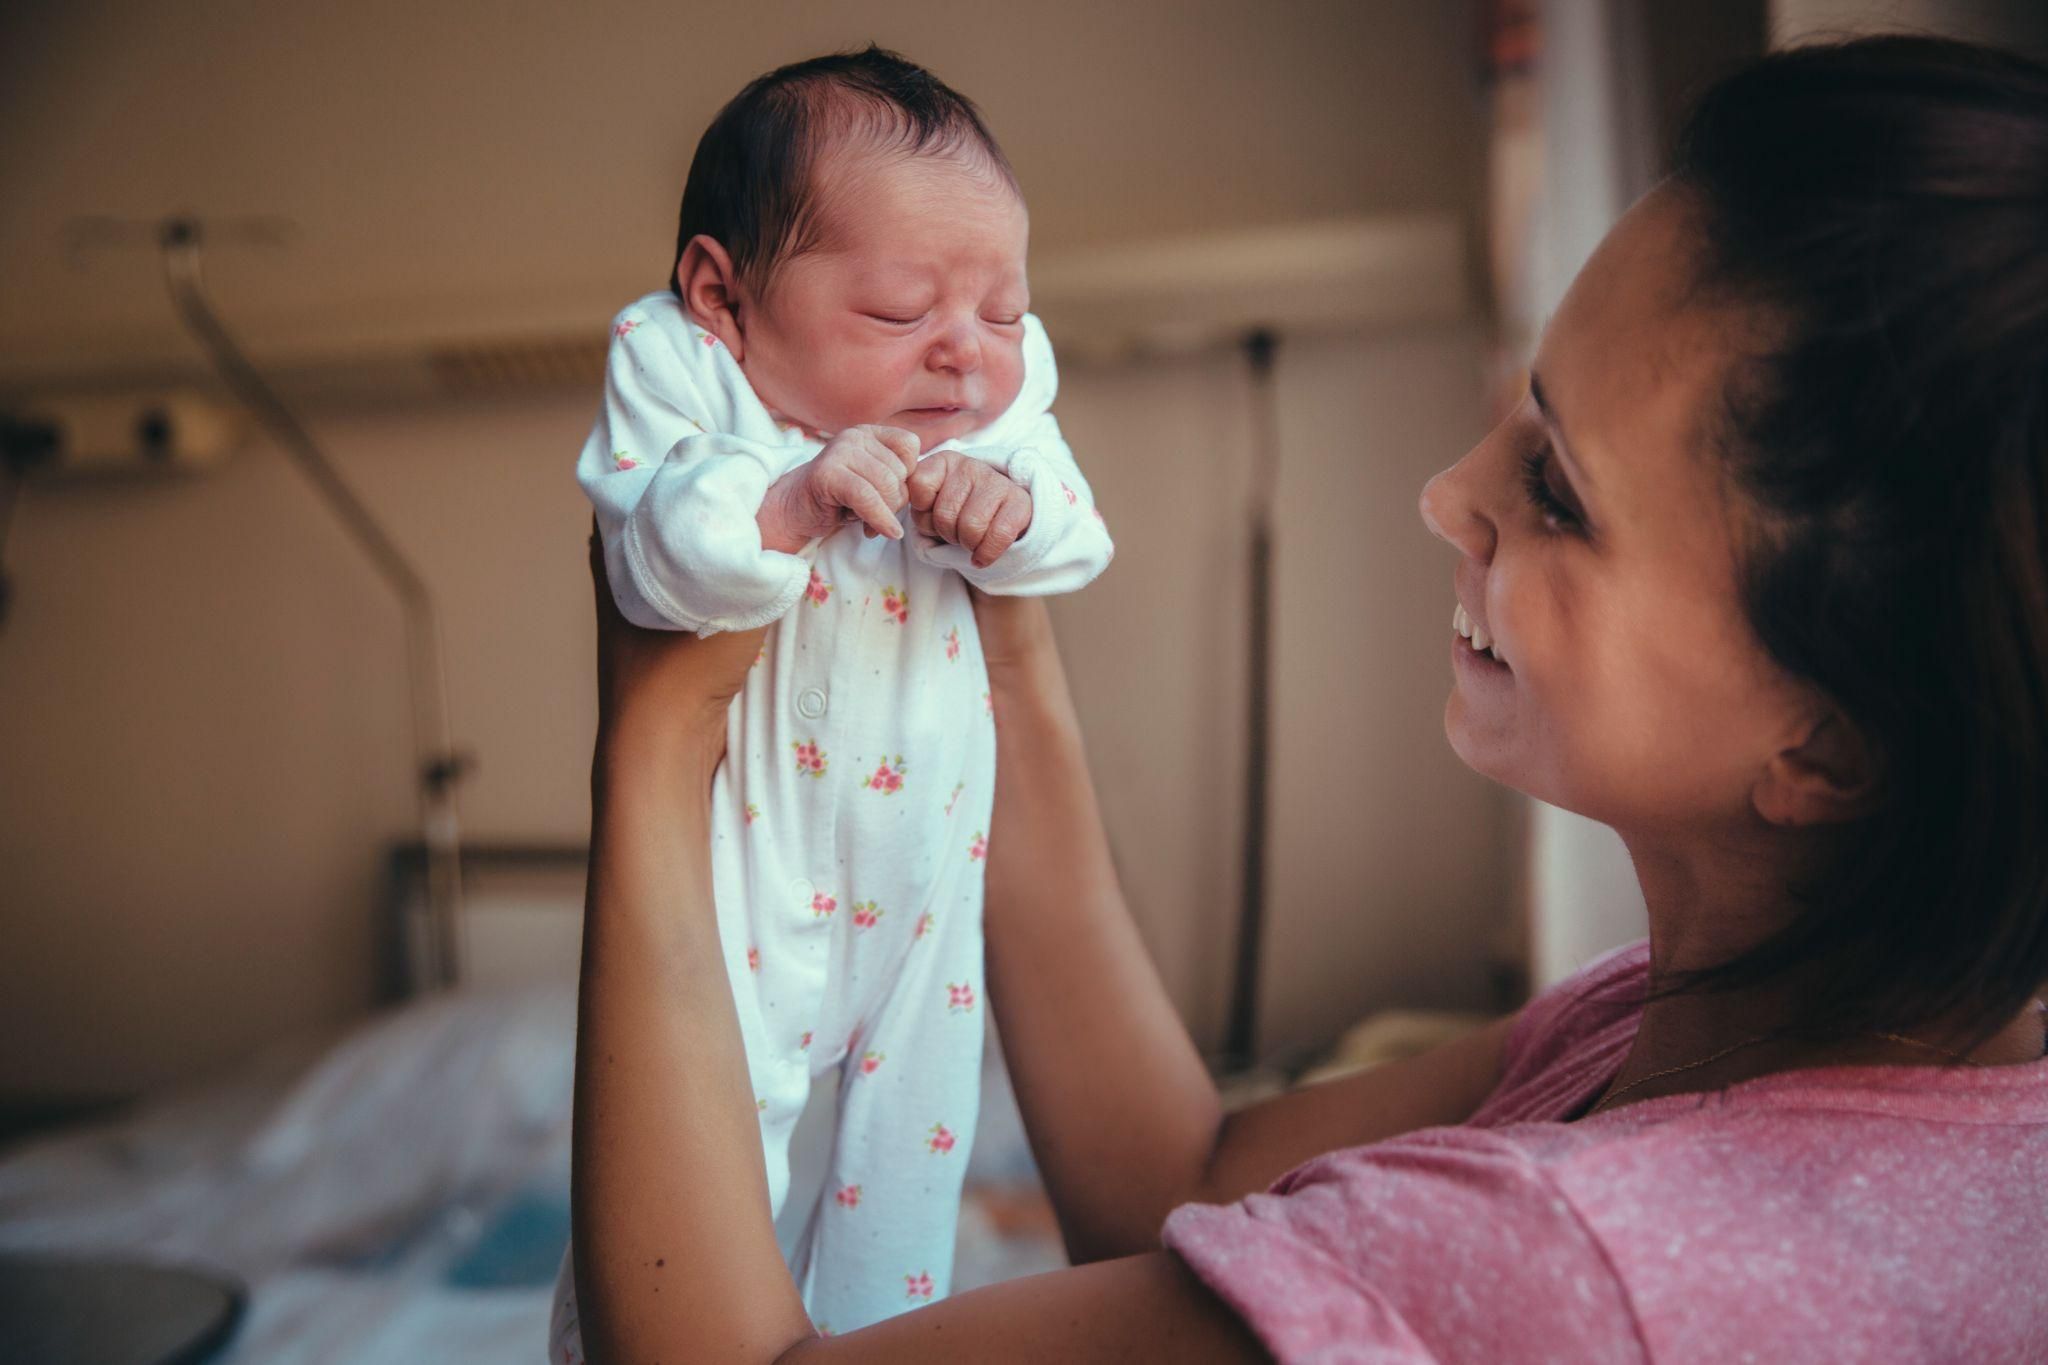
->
xmin=1672 ymin=35 xmax=2048 ymax=1040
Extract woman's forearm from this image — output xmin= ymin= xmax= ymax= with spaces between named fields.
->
xmin=983 ymin=639 xmax=1226 ymax=1264
xmin=571 ymin=715 xmax=811 ymax=1361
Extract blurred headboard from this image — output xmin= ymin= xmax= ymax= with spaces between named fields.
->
xmin=380 ymin=842 xmax=588 ymax=1001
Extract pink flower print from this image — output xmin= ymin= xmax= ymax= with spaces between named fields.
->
xmin=968 ymin=831 xmax=988 ymax=861
xmin=859 ymin=1050 xmax=885 ymax=1075
xmin=914 ymin=911 xmax=935 ymax=941
xmin=983 ymin=690 xmax=993 ymax=716
xmin=743 ymin=802 xmax=760 ymax=825
xmin=1061 ymin=480 xmax=1078 ymax=505
xmin=746 ymin=945 xmax=760 ymax=972
xmin=947 ymin=982 xmax=977 ymax=1013
xmin=811 ymin=891 xmax=837 ymax=918
xmin=695 ymin=328 xmax=719 ymax=347
xmin=836 ymin=1184 xmax=862 ymax=1209
xmin=944 ymin=781 xmax=964 ymax=817
xmin=612 ymin=318 xmax=640 ymax=339
xmin=926 ymin=1123 xmax=956 ymax=1155
xmin=944 ymin=626 xmax=961 ymax=662
xmin=799 ymin=1030 xmax=813 ymax=1050
xmin=882 ymin=585 xmax=909 ymax=625
xmin=752 ymin=644 xmax=765 ymax=668
xmin=793 ymin=739 xmax=828 ymax=778
xmin=755 ymin=1096 xmax=769 ymax=1113
xmin=863 ymin=756 xmax=907 ymax=795
xmin=805 ymin=567 xmax=833 ymax=606
xmin=905 ymin=1271 xmax=935 ymax=1301
xmin=612 ymin=450 xmax=638 ymax=471
xmin=852 ymin=900 xmax=883 ymax=929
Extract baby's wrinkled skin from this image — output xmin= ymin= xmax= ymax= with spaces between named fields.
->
xmin=676 ymin=148 xmax=1038 ymax=567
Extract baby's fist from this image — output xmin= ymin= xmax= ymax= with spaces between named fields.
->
xmin=906 ymin=450 xmax=1033 ymax=569
xmin=758 ymin=425 xmax=920 ymax=552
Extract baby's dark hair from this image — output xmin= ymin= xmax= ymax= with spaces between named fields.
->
xmin=670 ymin=45 xmax=1017 ymax=300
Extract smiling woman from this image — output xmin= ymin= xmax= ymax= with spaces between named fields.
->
xmin=570 ymin=35 xmax=2048 ymax=1365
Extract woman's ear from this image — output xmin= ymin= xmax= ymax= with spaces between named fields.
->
xmin=675 ymin=235 xmax=748 ymax=360
xmin=1751 ymin=706 xmax=1881 ymax=828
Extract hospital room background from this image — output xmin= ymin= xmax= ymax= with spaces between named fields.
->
xmin=3 ymin=1 xmax=2043 ymax=1360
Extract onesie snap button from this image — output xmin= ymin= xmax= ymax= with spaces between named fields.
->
xmin=796 ymin=686 xmax=828 ymax=719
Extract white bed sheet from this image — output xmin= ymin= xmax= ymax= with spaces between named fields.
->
xmin=0 ymin=980 xmax=1062 ymax=1363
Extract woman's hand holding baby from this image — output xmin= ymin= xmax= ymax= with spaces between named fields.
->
xmin=756 ymin=424 xmax=920 ymax=553
xmin=906 ymin=448 xmax=1034 ymax=568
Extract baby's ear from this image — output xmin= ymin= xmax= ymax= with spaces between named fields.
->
xmin=676 ymin=235 xmax=748 ymax=358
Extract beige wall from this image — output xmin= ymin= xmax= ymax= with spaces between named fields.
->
xmin=1263 ymin=327 xmax=1508 ymax=1056
xmin=0 ymin=0 xmax=1483 ymax=381
xmin=0 ymin=322 xmax=1506 ymax=1094
xmin=0 ymin=0 xmax=1505 ymax=1095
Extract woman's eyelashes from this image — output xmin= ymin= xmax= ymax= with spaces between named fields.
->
xmin=1518 ymin=444 xmax=1584 ymax=534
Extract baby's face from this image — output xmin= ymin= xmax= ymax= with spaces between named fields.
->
xmin=728 ymin=152 xmax=1030 ymax=451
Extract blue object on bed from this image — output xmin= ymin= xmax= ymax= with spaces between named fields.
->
xmin=442 ymin=1183 xmax=571 ymax=1290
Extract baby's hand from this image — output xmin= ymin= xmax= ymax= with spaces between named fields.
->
xmin=758 ymin=425 xmax=920 ymax=553
xmin=906 ymin=450 xmax=1033 ymax=569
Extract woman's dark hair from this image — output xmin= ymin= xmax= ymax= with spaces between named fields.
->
xmin=1669 ymin=35 xmax=2048 ymax=1042
xmin=670 ymin=45 xmax=1015 ymax=299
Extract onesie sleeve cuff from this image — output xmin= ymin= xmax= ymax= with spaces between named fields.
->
xmin=619 ymin=437 xmax=816 ymax=637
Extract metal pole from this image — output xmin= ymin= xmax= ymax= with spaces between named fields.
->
xmin=1223 ymin=329 xmax=1279 ymax=1070
xmin=159 ymin=217 xmax=467 ymax=989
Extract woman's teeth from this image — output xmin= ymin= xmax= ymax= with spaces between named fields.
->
xmin=1453 ymin=602 xmax=1503 ymax=664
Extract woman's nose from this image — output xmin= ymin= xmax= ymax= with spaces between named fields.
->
xmin=1419 ymin=453 xmax=1496 ymax=563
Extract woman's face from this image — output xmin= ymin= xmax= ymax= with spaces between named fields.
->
xmin=1420 ymin=185 xmax=1817 ymax=834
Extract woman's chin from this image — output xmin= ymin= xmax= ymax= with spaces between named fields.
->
xmin=1444 ymin=690 xmax=1518 ymax=791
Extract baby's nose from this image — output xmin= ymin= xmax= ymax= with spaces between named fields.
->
xmin=927 ymin=321 xmax=981 ymax=372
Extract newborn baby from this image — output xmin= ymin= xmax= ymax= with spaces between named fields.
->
xmin=551 ymin=46 xmax=1113 ymax=1359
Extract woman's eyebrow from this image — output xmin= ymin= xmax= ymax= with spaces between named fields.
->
xmin=1530 ymin=372 xmax=1595 ymax=492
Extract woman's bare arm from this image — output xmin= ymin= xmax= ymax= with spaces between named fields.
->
xmin=976 ymin=593 xmax=1513 ymax=1264
xmin=570 ymin=610 xmax=812 ymax=1360
xmin=570 ymin=534 xmax=1264 ymax=1363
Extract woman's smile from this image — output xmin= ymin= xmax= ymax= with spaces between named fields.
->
xmin=1452 ymin=600 xmax=1508 ymax=669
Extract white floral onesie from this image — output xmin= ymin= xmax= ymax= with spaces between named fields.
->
xmin=548 ymin=291 xmax=1113 ymax=1358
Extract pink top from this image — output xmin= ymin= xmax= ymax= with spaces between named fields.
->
xmin=1163 ymin=941 xmax=2048 ymax=1363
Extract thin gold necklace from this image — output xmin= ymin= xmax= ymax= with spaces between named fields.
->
xmin=1587 ymin=1030 xmax=1980 ymax=1116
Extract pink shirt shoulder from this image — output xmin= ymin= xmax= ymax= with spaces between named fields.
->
xmin=1162 ymin=940 xmax=2048 ymax=1363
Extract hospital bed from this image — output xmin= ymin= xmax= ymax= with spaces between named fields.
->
xmin=0 ymin=845 xmax=1064 ymax=1363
